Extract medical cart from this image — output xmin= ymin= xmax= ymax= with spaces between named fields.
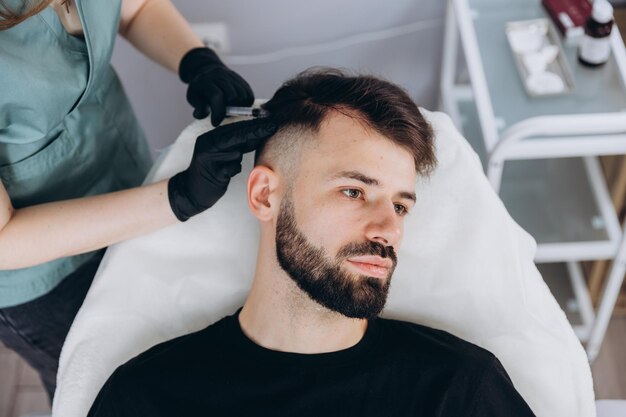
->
xmin=440 ymin=0 xmax=626 ymax=361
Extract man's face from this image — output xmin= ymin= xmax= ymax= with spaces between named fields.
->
xmin=275 ymin=112 xmax=417 ymax=319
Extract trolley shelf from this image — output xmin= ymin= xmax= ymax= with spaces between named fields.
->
xmin=459 ymin=98 xmax=622 ymax=263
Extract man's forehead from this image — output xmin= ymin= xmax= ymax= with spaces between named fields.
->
xmin=315 ymin=111 xmax=374 ymax=145
xmin=302 ymin=112 xmax=417 ymax=186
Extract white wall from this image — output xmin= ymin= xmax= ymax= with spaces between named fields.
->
xmin=111 ymin=0 xmax=447 ymax=155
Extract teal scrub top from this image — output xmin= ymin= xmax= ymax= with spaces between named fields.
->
xmin=0 ymin=0 xmax=152 ymax=308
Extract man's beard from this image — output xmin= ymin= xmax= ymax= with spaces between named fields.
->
xmin=275 ymin=196 xmax=397 ymax=319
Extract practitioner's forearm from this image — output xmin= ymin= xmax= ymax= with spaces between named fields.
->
xmin=0 ymin=180 xmax=178 ymax=270
xmin=119 ymin=0 xmax=203 ymax=73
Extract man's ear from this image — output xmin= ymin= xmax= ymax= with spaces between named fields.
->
xmin=247 ymin=166 xmax=281 ymax=222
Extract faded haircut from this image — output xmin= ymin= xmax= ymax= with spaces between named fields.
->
xmin=255 ymin=68 xmax=437 ymax=177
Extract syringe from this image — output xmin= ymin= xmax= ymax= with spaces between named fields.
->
xmin=225 ymin=106 xmax=269 ymax=118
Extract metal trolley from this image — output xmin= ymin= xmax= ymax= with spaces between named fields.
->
xmin=440 ymin=0 xmax=626 ymax=361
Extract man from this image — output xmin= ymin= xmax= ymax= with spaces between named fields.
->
xmin=87 ymin=69 xmax=536 ymax=417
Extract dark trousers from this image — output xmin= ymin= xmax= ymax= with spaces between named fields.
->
xmin=0 ymin=250 xmax=104 ymax=403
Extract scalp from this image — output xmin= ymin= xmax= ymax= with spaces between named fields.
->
xmin=255 ymin=125 xmax=313 ymax=183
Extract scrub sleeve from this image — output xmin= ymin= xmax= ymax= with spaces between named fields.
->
xmin=0 ymin=0 xmax=152 ymax=400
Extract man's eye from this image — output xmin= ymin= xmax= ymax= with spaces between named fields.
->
xmin=342 ymin=189 xmax=362 ymax=199
xmin=394 ymin=204 xmax=409 ymax=216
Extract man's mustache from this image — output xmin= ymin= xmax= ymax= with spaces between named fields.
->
xmin=336 ymin=241 xmax=397 ymax=266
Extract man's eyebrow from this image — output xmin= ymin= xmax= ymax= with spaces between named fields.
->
xmin=399 ymin=191 xmax=417 ymax=203
xmin=331 ymin=170 xmax=416 ymax=202
xmin=331 ymin=170 xmax=380 ymax=186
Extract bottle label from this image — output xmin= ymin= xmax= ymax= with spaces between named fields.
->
xmin=579 ymin=35 xmax=612 ymax=64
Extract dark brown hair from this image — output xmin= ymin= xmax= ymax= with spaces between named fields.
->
xmin=259 ymin=68 xmax=436 ymax=176
xmin=0 ymin=0 xmax=52 ymax=30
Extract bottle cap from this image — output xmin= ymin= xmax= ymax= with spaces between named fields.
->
xmin=592 ymin=0 xmax=614 ymax=24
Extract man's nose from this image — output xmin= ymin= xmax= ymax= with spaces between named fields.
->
xmin=364 ymin=201 xmax=402 ymax=247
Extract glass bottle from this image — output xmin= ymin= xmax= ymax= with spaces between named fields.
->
xmin=578 ymin=0 xmax=614 ymax=67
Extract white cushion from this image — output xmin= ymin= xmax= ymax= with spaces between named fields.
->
xmin=53 ymin=110 xmax=595 ymax=417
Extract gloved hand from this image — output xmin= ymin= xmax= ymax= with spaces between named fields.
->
xmin=179 ymin=47 xmax=254 ymax=126
xmin=168 ymin=118 xmax=277 ymax=222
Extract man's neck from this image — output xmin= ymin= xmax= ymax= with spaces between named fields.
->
xmin=239 ymin=260 xmax=367 ymax=354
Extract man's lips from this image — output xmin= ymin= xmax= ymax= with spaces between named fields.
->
xmin=345 ymin=256 xmax=393 ymax=278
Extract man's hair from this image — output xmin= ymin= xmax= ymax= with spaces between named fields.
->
xmin=256 ymin=68 xmax=436 ymax=177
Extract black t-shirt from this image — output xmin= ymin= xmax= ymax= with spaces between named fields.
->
xmin=88 ymin=311 xmax=536 ymax=417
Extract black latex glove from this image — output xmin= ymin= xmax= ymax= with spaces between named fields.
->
xmin=179 ymin=47 xmax=254 ymax=126
xmin=168 ymin=118 xmax=277 ymax=222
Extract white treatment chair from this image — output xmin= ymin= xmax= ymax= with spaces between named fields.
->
xmin=53 ymin=110 xmax=596 ymax=417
